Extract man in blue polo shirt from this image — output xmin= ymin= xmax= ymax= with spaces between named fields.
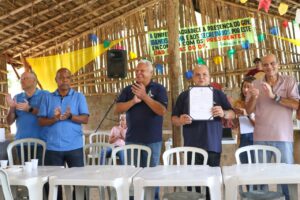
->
xmin=115 ymin=59 xmax=168 ymax=168
xmin=38 ymin=68 xmax=89 ymax=169
xmin=6 ymin=71 xmax=48 ymax=164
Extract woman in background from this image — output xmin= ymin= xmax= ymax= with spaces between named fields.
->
xmin=234 ymin=76 xmax=256 ymax=163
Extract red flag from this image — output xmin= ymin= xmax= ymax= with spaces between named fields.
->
xmin=258 ymin=0 xmax=272 ymax=13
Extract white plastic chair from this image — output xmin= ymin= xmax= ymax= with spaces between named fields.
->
xmin=163 ymin=146 xmax=208 ymax=166
xmin=111 ymin=145 xmax=151 ymax=200
xmin=89 ymin=132 xmax=110 ymax=144
xmin=0 ymin=169 xmax=13 ymax=200
xmin=7 ymin=138 xmax=46 ymax=166
xmin=162 ymin=147 xmax=208 ymax=200
xmin=83 ymin=142 xmax=114 ymax=165
xmin=111 ymin=144 xmax=151 ymax=167
xmin=235 ymin=145 xmax=285 ymax=200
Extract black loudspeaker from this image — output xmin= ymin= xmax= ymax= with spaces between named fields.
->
xmin=107 ymin=49 xmax=127 ymax=78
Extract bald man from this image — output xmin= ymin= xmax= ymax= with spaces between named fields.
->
xmin=172 ymin=65 xmax=235 ymax=166
xmin=6 ymin=71 xmax=49 ymax=163
xmin=246 ymin=54 xmax=299 ymax=199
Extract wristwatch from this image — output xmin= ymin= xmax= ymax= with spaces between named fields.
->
xmin=68 ymin=113 xmax=73 ymax=120
xmin=28 ymin=107 xmax=34 ymax=113
xmin=274 ymin=94 xmax=281 ymax=103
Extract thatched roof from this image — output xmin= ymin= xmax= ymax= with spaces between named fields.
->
xmin=0 ymin=0 xmax=299 ymax=64
xmin=0 ymin=0 xmax=158 ymax=61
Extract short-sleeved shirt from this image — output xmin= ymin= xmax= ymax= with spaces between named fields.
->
xmin=110 ymin=125 xmax=127 ymax=147
xmin=14 ymin=89 xmax=49 ymax=141
xmin=172 ymin=88 xmax=232 ymax=153
xmin=247 ymin=75 xmax=299 ymax=142
xmin=38 ymin=89 xmax=89 ymax=151
xmin=116 ymin=81 xmax=168 ymax=144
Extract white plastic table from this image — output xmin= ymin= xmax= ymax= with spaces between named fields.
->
xmin=133 ymin=165 xmax=222 ymax=200
xmin=3 ymin=166 xmax=64 ymax=200
xmin=48 ymin=165 xmax=141 ymax=200
xmin=222 ymin=163 xmax=300 ymax=200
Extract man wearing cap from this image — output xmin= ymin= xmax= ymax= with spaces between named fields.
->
xmin=246 ymin=57 xmax=264 ymax=78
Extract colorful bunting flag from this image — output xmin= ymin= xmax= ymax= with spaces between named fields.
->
xmin=155 ymin=64 xmax=163 ymax=74
xmin=278 ymin=3 xmax=288 ymax=15
xmin=282 ymin=20 xmax=289 ymax=28
xmin=197 ymin=57 xmax=206 ymax=65
xmin=241 ymin=40 xmax=250 ymax=49
xmin=185 ymin=70 xmax=193 ymax=79
xmin=129 ymin=51 xmax=137 ymax=60
xmin=270 ymin=26 xmax=279 ymax=35
xmin=213 ymin=56 xmax=222 ymax=65
xmin=296 ymin=9 xmax=300 ymax=24
xmin=258 ymin=0 xmax=272 ymax=13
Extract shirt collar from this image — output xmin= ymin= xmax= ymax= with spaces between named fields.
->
xmin=53 ymin=88 xmax=74 ymax=97
xmin=21 ymin=88 xmax=40 ymax=99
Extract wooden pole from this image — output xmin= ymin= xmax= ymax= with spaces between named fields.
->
xmin=167 ymin=0 xmax=182 ymax=147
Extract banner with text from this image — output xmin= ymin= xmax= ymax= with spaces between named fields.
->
xmin=148 ymin=18 xmax=256 ymax=56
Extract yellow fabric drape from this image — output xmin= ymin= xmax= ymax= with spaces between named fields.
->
xmin=26 ymin=39 xmax=123 ymax=92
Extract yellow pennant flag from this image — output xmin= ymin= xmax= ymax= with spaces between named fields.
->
xmin=26 ymin=38 xmax=123 ymax=92
xmin=213 ymin=56 xmax=222 ymax=65
xmin=278 ymin=3 xmax=288 ymax=15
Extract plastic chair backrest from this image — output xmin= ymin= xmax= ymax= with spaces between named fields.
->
xmin=235 ymin=145 xmax=281 ymax=164
xmin=111 ymin=144 xmax=151 ymax=167
xmin=0 ymin=169 xmax=13 ymax=200
xmin=163 ymin=146 xmax=208 ymax=166
xmin=7 ymin=138 xmax=46 ymax=166
xmin=83 ymin=142 xmax=114 ymax=165
xmin=89 ymin=132 xmax=110 ymax=144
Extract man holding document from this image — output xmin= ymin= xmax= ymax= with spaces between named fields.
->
xmin=172 ymin=65 xmax=235 ymax=167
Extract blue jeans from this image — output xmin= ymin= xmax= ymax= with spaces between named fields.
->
xmin=17 ymin=145 xmax=44 ymax=165
xmin=100 ymin=147 xmax=124 ymax=165
xmin=254 ymin=141 xmax=293 ymax=200
xmin=239 ymin=133 xmax=254 ymax=163
xmin=126 ymin=141 xmax=162 ymax=200
xmin=125 ymin=141 xmax=162 ymax=167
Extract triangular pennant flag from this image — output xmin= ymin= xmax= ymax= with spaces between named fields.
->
xmin=258 ymin=0 xmax=272 ymax=13
xmin=27 ymin=38 xmax=123 ymax=91
xmin=278 ymin=3 xmax=288 ymax=16
xmin=213 ymin=56 xmax=222 ymax=65
xmin=129 ymin=51 xmax=137 ymax=60
xmin=295 ymin=9 xmax=300 ymax=24
xmin=197 ymin=57 xmax=206 ymax=65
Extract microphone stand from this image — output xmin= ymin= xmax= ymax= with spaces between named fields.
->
xmin=94 ymin=95 xmax=118 ymax=133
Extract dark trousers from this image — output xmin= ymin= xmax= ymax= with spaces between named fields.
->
xmin=187 ymin=151 xmax=221 ymax=200
xmin=45 ymin=148 xmax=84 ymax=200
xmin=17 ymin=145 xmax=44 ymax=165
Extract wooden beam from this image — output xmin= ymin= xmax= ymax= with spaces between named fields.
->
xmin=167 ymin=0 xmax=181 ymax=148
xmin=0 ymin=0 xmax=72 ymax=35
xmin=0 ymin=0 xmax=100 ymax=47
xmin=16 ymin=0 xmax=160 ymax=57
xmin=0 ymin=0 xmax=43 ymax=21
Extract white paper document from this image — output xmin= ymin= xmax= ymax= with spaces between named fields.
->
xmin=189 ymin=87 xmax=213 ymax=120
